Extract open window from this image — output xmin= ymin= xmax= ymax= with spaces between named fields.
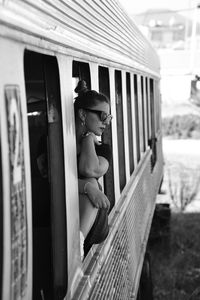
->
xmin=99 ymin=66 xmax=115 ymax=210
xmin=141 ymin=76 xmax=146 ymax=152
xmin=149 ymin=78 xmax=157 ymax=169
xmin=126 ymin=72 xmax=134 ymax=174
xmin=72 ymin=61 xmax=91 ymax=93
xmin=145 ymin=77 xmax=150 ymax=142
xmin=134 ymin=74 xmax=140 ymax=163
xmin=24 ymin=50 xmax=67 ymax=300
xmin=115 ymin=70 xmax=126 ymax=192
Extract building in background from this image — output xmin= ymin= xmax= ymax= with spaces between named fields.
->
xmin=132 ymin=6 xmax=200 ymax=114
xmin=133 ymin=9 xmax=200 ymax=50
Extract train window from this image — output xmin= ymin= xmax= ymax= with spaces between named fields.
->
xmin=115 ymin=70 xmax=126 ymax=192
xmin=149 ymin=78 xmax=155 ymax=138
xmin=141 ymin=76 xmax=146 ymax=152
xmin=134 ymin=74 xmax=140 ymax=163
xmin=72 ymin=60 xmax=91 ymax=92
xmin=149 ymin=78 xmax=157 ymax=168
xmin=155 ymin=80 xmax=161 ymax=132
xmin=145 ymin=77 xmax=150 ymax=141
xmin=126 ymin=72 xmax=134 ymax=174
xmin=99 ymin=66 xmax=115 ymax=209
xmin=24 ymin=50 xmax=67 ymax=299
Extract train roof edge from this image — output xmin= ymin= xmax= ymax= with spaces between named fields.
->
xmin=0 ymin=0 xmax=160 ymax=75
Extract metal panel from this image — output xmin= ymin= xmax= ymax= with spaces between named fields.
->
xmin=0 ymin=39 xmax=32 ymax=300
xmin=0 ymin=0 xmax=160 ymax=74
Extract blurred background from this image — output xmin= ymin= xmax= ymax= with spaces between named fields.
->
xmin=118 ymin=1 xmax=200 ymax=299
xmin=119 ymin=0 xmax=200 ymax=213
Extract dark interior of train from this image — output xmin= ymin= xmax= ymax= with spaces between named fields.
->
xmin=24 ymin=50 xmax=67 ymax=300
xmin=24 ymin=50 xmax=53 ymax=300
xmin=99 ymin=66 xmax=115 ymax=210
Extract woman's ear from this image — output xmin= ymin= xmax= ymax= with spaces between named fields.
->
xmin=78 ymin=108 xmax=86 ymax=125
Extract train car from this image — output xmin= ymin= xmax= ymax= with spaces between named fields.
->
xmin=0 ymin=0 xmax=163 ymax=299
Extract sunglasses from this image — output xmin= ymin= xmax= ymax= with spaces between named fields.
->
xmin=85 ymin=108 xmax=113 ymax=123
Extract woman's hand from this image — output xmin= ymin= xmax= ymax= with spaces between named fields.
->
xmin=84 ymin=181 xmax=110 ymax=210
xmin=83 ymin=132 xmax=101 ymax=145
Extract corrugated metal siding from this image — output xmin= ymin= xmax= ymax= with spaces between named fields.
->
xmin=2 ymin=0 xmax=160 ymax=72
xmin=89 ymin=219 xmax=131 ymax=300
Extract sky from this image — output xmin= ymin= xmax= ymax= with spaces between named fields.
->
xmin=118 ymin=0 xmax=198 ymax=15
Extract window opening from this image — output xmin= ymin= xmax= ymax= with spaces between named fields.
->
xmin=155 ymin=80 xmax=160 ymax=132
xmin=99 ymin=66 xmax=115 ymax=209
xmin=149 ymin=78 xmax=157 ymax=169
xmin=145 ymin=77 xmax=150 ymax=141
xmin=134 ymin=74 xmax=140 ymax=162
xmin=141 ymin=76 xmax=146 ymax=152
xmin=126 ymin=73 xmax=134 ymax=174
xmin=115 ymin=70 xmax=126 ymax=191
xmin=24 ymin=50 xmax=67 ymax=300
xmin=72 ymin=61 xmax=91 ymax=93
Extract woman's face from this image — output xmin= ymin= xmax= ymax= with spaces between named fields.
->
xmin=84 ymin=101 xmax=111 ymax=136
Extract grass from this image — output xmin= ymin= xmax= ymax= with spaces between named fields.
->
xmin=149 ymin=212 xmax=200 ymax=300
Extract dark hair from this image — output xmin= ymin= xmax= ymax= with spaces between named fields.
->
xmin=74 ymin=80 xmax=109 ymax=115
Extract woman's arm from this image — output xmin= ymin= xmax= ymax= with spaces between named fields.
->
xmin=78 ymin=134 xmax=109 ymax=178
xmin=78 ymin=178 xmax=110 ymax=209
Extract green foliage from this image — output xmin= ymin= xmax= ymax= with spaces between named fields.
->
xmin=162 ymin=114 xmax=200 ymax=139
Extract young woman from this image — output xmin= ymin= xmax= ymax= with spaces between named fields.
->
xmin=74 ymin=80 xmax=112 ymax=257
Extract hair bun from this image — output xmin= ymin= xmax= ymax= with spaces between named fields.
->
xmin=74 ymin=80 xmax=88 ymax=96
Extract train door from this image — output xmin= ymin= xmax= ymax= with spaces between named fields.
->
xmin=24 ymin=50 xmax=67 ymax=300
